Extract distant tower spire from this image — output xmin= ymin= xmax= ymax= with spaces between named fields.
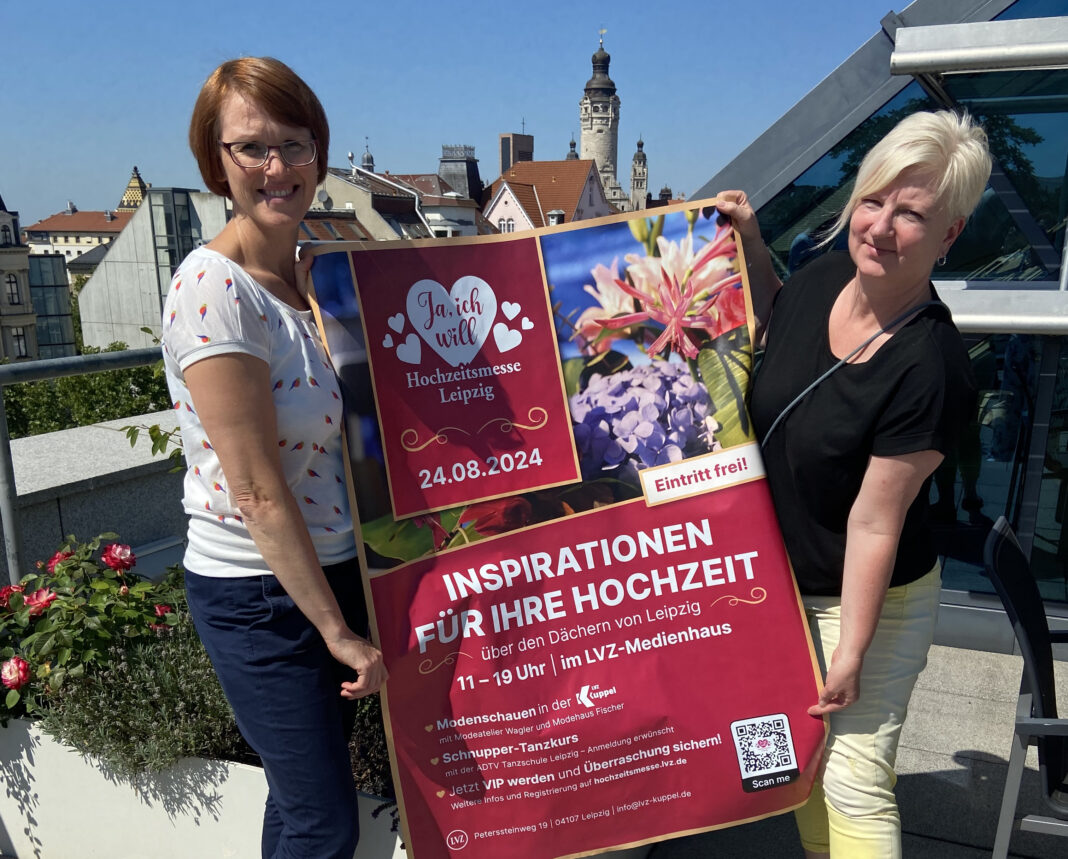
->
xmin=630 ymin=138 xmax=647 ymax=211
xmin=117 ymin=166 xmax=148 ymax=212
xmin=580 ymin=30 xmax=627 ymax=209
xmin=361 ymin=138 xmax=375 ymax=172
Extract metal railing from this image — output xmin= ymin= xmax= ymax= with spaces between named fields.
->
xmin=0 ymin=348 xmax=160 ymax=584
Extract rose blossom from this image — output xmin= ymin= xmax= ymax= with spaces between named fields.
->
xmin=45 ymin=550 xmax=73 ymax=574
xmin=1 ymin=656 xmax=30 ymax=691
xmin=0 ymin=584 xmax=24 ymax=610
xmin=23 ymin=588 xmax=57 ymax=617
xmin=101 ymin=543 xmax=136 ymax=572
xmin=459 ymin=497 xmax=533 ymax=536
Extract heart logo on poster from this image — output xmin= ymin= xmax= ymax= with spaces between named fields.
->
xmin=493 ymin=322 xmax=522 ymax=353
xmin=396 ymin=333 xmax=421 ymax=365
xmin=405 ymin=276 xmax=497 ymax=368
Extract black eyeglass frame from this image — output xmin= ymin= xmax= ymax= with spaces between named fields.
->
xmin=217 ymin=139 xmax=318 ymax=169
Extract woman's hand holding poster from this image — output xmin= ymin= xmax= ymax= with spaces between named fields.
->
xmin=308 ymin=201 xmax=825 ymax=859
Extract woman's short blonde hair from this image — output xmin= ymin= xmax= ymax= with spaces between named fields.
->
xmin=826 ymin=110 xmax=992 ymax=242
xmin=189 ymin=57 xmax=329 ymax=198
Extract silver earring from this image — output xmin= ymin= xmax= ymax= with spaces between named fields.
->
xmin=937 ymin=255 xmax=947 ymax=267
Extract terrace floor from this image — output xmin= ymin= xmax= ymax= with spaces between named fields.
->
xmin=648 ymin=643 xmax=1068 ymax=859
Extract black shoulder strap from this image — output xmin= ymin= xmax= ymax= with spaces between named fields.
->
xmin=760 ymin=300 xmax=946 ymax=448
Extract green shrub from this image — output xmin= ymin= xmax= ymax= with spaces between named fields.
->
xmin=2 ymin=342 xmax=171 ymax=439
xmin=349 ymin=693 xmax=395 ymax=799
xmin=2 ymin=534 xmax=397 ymax=797
xmin=38 ymin=617 xmax=252 ymax=778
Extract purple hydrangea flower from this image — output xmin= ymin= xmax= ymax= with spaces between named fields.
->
xmin=570 ymin=362 xmax=718 ymax=482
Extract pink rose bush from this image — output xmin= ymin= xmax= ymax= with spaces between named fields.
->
xmin=101 ymin=543 xmax=136 ymax=572
xmin=0 ymin=533 xmax=185 ymax=716
xmin=1 ymin=656 xmax=30 ymax=691
xmin=0 ymin=584 xmax=24 ymax=609
xmin=44 ymin=550 xmax=73 ymax=574
xmin=23 ymin=588 xmax=57 ymax=617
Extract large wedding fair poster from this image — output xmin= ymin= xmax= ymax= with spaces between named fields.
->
xmin=308 ymin=201 xmax=825 ymax=859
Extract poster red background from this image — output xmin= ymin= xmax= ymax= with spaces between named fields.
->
xmin=372 ymin=484 xmax=824 ymax=858
xmin=350 ymin=241 xmax=579 ymax=517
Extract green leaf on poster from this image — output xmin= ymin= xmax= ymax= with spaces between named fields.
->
xmin=697 ymin=326 xmax=755 ymax=450
xmin=362 ymin=506 xmax=466 ymax=563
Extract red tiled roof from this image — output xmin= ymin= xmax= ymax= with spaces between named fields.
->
xmin=486 ymin=160 xmax=604 ymax=225
xmin=24 ymin=210 xmax=132 ymax=235
xmin=497 ymin=181 xmax=543 ymax=229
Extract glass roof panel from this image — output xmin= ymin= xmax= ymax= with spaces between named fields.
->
xmin=942 ymin=69 xmax=1068 ymax=269
xmin=997 ymin=0 xmax=1068 ymax=22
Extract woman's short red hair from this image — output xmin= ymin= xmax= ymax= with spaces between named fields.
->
xmin=189 ymin=57 xmax=329 ymax=198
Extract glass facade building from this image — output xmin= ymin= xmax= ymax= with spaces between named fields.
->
xmin=696 ymin=0 xmax=1068 ymax=648
xmin=28 ymin=254 xmax=75 ymax=359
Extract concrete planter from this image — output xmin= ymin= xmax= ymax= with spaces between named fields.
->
xmin=0 ymin=719 xmax=404 ymax=859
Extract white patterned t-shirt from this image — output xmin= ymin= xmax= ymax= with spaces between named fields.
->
xmin=161 ymin=246 xmax=355 ymax=577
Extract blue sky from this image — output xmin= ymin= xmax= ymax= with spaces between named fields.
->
xmin=3 ymin=0 xmax=901 ymax=226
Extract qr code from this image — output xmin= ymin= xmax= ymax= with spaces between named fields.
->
xmin=730 ymin=713 xmax=799 ymax=792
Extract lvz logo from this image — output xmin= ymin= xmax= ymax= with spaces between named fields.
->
xmin=446 ymin=829 xmax=469 ymax=850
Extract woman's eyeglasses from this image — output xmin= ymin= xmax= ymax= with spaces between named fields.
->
xmin=218 ymin=139 xmax=317 ymax=169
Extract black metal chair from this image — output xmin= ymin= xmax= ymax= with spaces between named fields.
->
xmin=984 ymin=516 xmax=1068 ymax=857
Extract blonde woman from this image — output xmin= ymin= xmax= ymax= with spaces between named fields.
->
xmin=718 ymin=111 xmax=991 ymax=858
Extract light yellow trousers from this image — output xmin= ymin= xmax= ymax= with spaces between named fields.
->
xmin=794 ymin=564 xmax=941 ymax=858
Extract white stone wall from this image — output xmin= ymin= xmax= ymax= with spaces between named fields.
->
xmin=79 ymin=193 xmax=227 ymax=349
xmin=4 ymin=411 xmax=186 ymax=584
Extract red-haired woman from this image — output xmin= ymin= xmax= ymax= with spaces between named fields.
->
xmin=162 ymin=57 xmax=385 ymax=858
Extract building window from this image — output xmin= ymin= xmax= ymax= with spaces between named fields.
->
xmin=506 ymin=219 xmax=514 ymax=233
xmin=0 ymin=225 xmax=10 ymax=246
xmin=11 ymin=327 xmax=27 ymax=358
xmin=5 ymin=274 xmax=19 ymax=304
xmin=498 ymin=218 xmax=505 ymax=231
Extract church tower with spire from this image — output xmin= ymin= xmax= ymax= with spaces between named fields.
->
xmin=579 ymin=33 xmax=628 ymax=210
xmin=116 ymin=166 xmax=148 ymax=212
xmin=630 ymin=139 xmax=648 ymax=211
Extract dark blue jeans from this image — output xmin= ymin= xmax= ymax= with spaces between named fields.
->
xmin=185 ymin=558 xmax=369 ymax=859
